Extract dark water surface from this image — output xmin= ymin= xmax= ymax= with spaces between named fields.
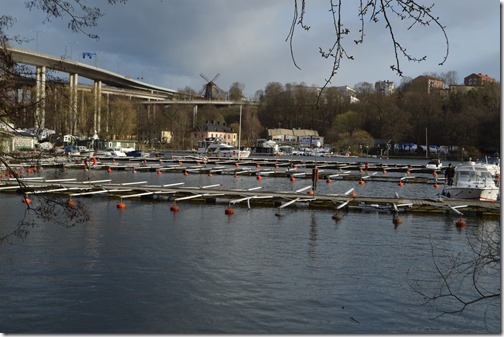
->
xmin=0 ymin=158 xmax=500 ymax=333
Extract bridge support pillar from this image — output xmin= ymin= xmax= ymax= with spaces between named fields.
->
xmin=93 ymin=80 xmax=102 ymax=134
xmin=69 ymin=73 xmax=78 ymax=134
xmin=35 ymin=66 xmax=46 ymax=128
xmin=193 ymin=105 xmax=198 ymax=128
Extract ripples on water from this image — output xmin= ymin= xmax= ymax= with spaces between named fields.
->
xmin=0 ymin=158 xmax=500 ymax=333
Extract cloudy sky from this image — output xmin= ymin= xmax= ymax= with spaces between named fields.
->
xmin=2 ymin=0 xmax=501 ymax=98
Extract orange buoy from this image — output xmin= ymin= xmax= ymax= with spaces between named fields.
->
xmin=107 ymin=167 xmax=112 ymax=173
xmin=27 ymin=168 xmax=32 ymax=173
xmin=22 ymin=197 xmax=32 ymax=204
xmin=326 ymin=178 xmax=332 ymax=183
xmin=117 ymin=201 xmax=126 ymax=209
xmin=433 ymin=171 xmax=437 ymax=177
xmin=178 ymin=161 xmax=183 ymax=165
xmin=406 ymin=170 xmax=410 ymax=175
xmin=383 ymin=169 xmax=387 ymax=174
xmin=455 ymin=219 xmax=466 ymax=227
xmin=225 ymin=207 xmax=235 ymax=215
xmin=256 ymin=175 xmax=262 ymax=181
xmin=256 ymin=164 xmax=261 ymax=168
xmin=170 ymin=204 xmax=180 ymax=212
xmin=235 ymin=163 xmax=239 ymax=167
xmin=157 ymin=171 xmax=162 ymax=175
xmin=393 ymin=217 xmax=403 ymax=226
xmin=290 ymin=177 xmax=296 ymax=182
xmin=184 ymin=171 xmax=189 ymax=176
xmin=359 ymin=168 xmax=363 ymax=173
xmin=359 ymin=180 xmax=365 ymax=185
xmin=433 ymin=183 xmax=439 ymax=189
xmin=351 ymin=192 xmax=358 ymax=197
xmin=67 ymin=199 xmax=76 ymax=207
xmin=307 ymin=190 xmax=314 ymax=195
xmin=398 ymin=181 xmax=404 ymax=187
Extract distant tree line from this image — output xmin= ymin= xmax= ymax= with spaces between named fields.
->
xmin=166 ymin=76 xmax=500 ymax=158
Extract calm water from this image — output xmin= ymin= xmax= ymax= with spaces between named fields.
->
xmin=0 ymin=157 xmax=500 ymax=333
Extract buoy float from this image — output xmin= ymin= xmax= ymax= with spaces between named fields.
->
xmin=433 ymin=171 xmax=437 ymax=177
xmin=184 ymin=171 xmax=189 ymax=176
xmin=406 ymin=170 xmax=410 ymax=175
xmin=117 ymin=201 xmax=126 ymax=209
xmin=290 ymin=177 xmax=296 ymax=182
xmin=256 ymin=164 xmax=261 ymax=168
xmin=398 ymin=181 xmax=404 ymax=187
xmin=393 ymin=217 xmax=403 ymax=226
xmin=22 ymin=197 xmax=32 ymax=204
xmin=67 ymin=199 xmax=76 ymax=207
xmin=455 ymin=218 xmax=466 ymax=227
xmin=107 ymin=167 xmax=112 ymax=173
xmin=307 ymin=190 xmax=314 ymax=195
xmin=433 ymin=183 xmax=439 ymax=189
xmin=351 ymin=192 xmax=358 ymax=197
xmin=235 ymin=163 xmax=239 ymax=167
xmin=178 ymin=161 xmax=183 ymax=165
xmin=225 ymin=207 xmax=235 ymax=215
xmin=326 ymin=178 xmax=332 ymax=183
xmin=382 ymin=169 xmax=387 ymax=174
xmin=27 ymin=168 xmax=32 ymax=174
xmin=170 ymin=204 xmax=180 ymax=212
xmin=256 ymin=175 xmax=262 ymax=181
xmin=359 ymin=168 xmax=363 ymax=173
xmin=359 ymin=180 xmax=365 ymax=185
xmin=157 ymin=171 xmax=162 ymax=175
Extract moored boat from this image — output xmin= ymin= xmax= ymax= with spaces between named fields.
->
xmin=197 ymin=138 xmax=250 ymax=159
xmin=441 ymin=162 xmax=499 ymax=201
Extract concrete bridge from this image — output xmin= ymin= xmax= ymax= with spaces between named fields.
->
xmin=7 ymin=47 xmax=188 ymax=134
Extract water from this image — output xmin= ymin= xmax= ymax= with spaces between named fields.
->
xmin=0 ymin=157 xmax=500 ymax=333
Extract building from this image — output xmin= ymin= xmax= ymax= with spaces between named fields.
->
xmin=191 ymin=120 xmax=237 ymax=147
xmin=464 ymin=73 xmax=496 ymax=86
xmin=267 ymin=128 xmax=323 ymax=147
xmin=374 ymin=80 xmax=395 ymax=95
xmin=411 ymin=75 xmax=445 ymax=94
xmin=332 ymin=86 xmax=359 ymax=103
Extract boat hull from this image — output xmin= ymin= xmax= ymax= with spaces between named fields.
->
xmin=443 ymin=186 xmax=499 ymax=201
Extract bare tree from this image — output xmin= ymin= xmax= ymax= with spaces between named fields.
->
xmin=407 ymin=224 xmax=500 ymax=332
xmin=287 ymin=0 xmax=449 ymax=99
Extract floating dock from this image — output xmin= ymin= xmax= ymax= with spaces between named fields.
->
xmin=1 ymin=176 xmax=500 ymax=218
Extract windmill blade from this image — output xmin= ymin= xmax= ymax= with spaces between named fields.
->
xmin=211 ymin=73 xmax=221 ymax=82
xmin=200 ymin=73 xmax=211 ymax=82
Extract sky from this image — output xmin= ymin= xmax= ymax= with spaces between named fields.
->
xmin=2 ymin=0 xmax=501 ymax=98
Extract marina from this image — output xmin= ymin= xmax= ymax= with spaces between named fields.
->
xmin=1 ymin=155 xmax=500 ymax=218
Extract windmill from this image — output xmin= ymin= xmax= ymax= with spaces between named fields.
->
xmin=200 ymin=73 xmax=226 ymax=100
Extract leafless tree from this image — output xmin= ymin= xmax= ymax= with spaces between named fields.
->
xmin=407 ymin=223 xmax=500 ymax=332
xmin=287 ymin=0 xmax=449 ymax=100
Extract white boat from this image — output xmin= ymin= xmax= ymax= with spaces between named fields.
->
xmin=441 ymin=162 xmax=499 ymax=201
xmin=197 ymin=138 xmax=250 ymax=159
xmin=425 ymin=159 xmax=442 ymax=170
xmin=476 ymin=156 xmax=500 ymax=177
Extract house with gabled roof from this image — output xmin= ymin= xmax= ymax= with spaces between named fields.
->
xmin=464 ymin=73 xmax=496 ymax=86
